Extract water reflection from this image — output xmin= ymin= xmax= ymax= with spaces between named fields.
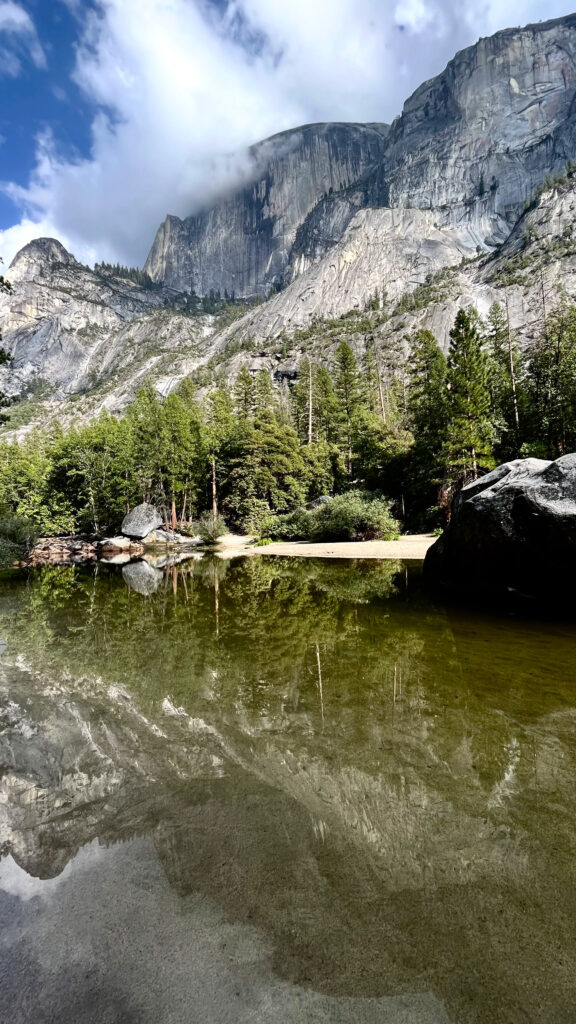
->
xmin=1 ymin=557 xmax=576 ymax=1023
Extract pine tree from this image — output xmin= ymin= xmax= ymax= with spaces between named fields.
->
xmin=525 ymin=301 xmax=576 ymax=455
xmin=444 ymin=309 xmax=494 ymax=481
xmin=405 ymin=329 xmax=448 ymax=524
xmin=204 ymin=383 xmax=235 ymax=520
xmin=408 ymin=329 xmax=447 ymax=445
xmin=486 ymin=301 xmax=521 ymax=458
xmin=253 ymin=369 xmax=275 ymax=417
xmin=334 ymin=342 xmax=366 ymax=474
xmin=233 ymin=366 xmax=254 ymax=418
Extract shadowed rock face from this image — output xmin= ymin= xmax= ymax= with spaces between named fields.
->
xmin=425 ymin=454 xmax=576 ymax=596
xmin=144 ymin=122 xmax=390 ymax=296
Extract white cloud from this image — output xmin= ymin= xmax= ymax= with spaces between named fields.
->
xmin=0 ymin=0 xmax=574 ymax=268
xmin=0 ymin=1 xmax=46 ymax=77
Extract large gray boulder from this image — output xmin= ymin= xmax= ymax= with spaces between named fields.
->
xmin=121 ymin=503 xmax=163 ymax=539
xmin=424 ymin=455 xmax=576 ymax=598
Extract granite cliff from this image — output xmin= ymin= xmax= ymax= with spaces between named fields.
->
xmin=3 ymin=14 xmax=576 ymax=425
xmin=145 ymin=14 xmax=576 ymax=297
xmin=144 ymin=122 xmax=390 ymax=297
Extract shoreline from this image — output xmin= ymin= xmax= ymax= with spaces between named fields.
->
xmin=22 ymin=532 xmax=436 ymax=567
xmin=216 ymin=534 xmax=435 ymax=561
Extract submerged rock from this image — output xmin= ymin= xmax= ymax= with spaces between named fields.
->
xmin=121 ymin=503 xmax=163 ymax=539
xmin=424 ymin=455 xmax=576 ymax=598
xmin=122 ymin=560 xmax=163 ymax=596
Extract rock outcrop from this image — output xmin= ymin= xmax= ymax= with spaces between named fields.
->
xmin=6 ymin=16 xmax=576 ymax=424
xmin=382 ymin=15 xmax=576 ymax=243
xmin=144 ymin=122 xmax=389 ymax=297
xmin=424 ymin=455 xmax=576 ymax=597
xmin=146 ymin=15 xmax=576 ymax=300
xmin=0 ymin=239 xmax=165 ymax=396
xmin=121 ymin=503 xmax=163 ymax=539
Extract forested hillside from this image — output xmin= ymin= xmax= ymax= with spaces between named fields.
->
xmin=2 ymin=294 xmax=576 ymax=552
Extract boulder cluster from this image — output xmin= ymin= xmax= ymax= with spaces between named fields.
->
xmin=100 ymin=503 xmax=194 ymax=558
xmin=28 ymin=504 xmax=197 ymax=568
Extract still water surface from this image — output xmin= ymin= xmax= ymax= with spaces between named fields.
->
xmin=1 ymin=556 xmax=576 ymax=1023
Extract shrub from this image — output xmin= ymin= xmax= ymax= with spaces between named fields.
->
xmin=194 ymin=511 xmax=228 ymax=544
xmin=0 ymin=515 xmax=37 ymax=566
xmin=310 ymin=491 xmax=400 ymax=541
xmin=262 ymin=507 xmax=313 ymax=540
xmin=263 ymin=491 xmax=399 ymax=543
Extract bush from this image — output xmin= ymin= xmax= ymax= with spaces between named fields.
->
xmin=262 ymin=507 xmax=313 ymax=540
xmin=310 ymin=491 xmax=400 ymax=541
xmin=263 ymin=491 xmax=399 ymax=543
xmin=0 ymin=515 xmax=37 ymax=566
xmin=194 ymin=511 xmax=228 ymax=544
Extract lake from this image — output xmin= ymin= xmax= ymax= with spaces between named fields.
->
xmin=1 ymin=556 xmax=575 ymax=1024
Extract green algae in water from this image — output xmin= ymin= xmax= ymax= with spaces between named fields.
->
xmin=1 ymin=556 xmax=576 ymax=1024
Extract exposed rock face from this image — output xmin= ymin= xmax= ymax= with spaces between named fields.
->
xmin=121 ymin=503 xmax=163 ymax=539
xmin=424 ymin=455 xmax=576 ymax=596
xmin=6 ymin=16 xmax=576 ymax=423
xmin=382 ymin=15 xmax=576 ymax=243
xmin=214 ymin=208 xmax=474 ymax=341
xmin=146 ymin=15 xmax=576 ymax=300
xmin=0 ymin=238 xmax=167 ymax=397
xmin=144 ymin=122 xmax=389 ymax=296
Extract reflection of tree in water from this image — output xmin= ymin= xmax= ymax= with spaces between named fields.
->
xmin=0 ymin=558 xmax=406 ymax=715
xmin=3 ymin=559 xmax=576 ymax=1023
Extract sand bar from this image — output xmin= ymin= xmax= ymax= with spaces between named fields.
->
xmin=217 ymin=534 xmax=435 ymax=560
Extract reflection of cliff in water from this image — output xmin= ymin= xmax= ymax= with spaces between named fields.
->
xmin=2 ymin=558 xmax=576 ymax=1023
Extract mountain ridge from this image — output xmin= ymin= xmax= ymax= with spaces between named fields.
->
xmin=4 ymin=14 xmax=576 ymax=428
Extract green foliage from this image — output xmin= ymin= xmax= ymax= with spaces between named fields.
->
xmin=311 ymin=491 xmax=399 ymax=541
xmin=194 ymin=511 xmax=228 ymax=544
xmin=404 ymin=328 xmax=447 ymax=526
xmin=393 ymin=267 xmax=457 ymax=316
xmin=265 ymin=492 xmax=399 ymax=543
xmin=263 ymin=506 xmax=314 ymax=540
xmin=485 ymin=301 xmax=522 ymax=459
xmin=523 ymin=302 xmax=576 ymax=455
xmin=443 ymin=308 xmax=494 ymax=479
xmin=6 ymin=292 xmax=576 ymax=544
xmin=94 ymin=262 xmax=162 ymax=290
xmin=0 ymin=515 xmax=37 ymax=566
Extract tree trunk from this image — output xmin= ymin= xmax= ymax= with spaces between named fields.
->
xmin=505 ymin=291 xmax=520 ymax=442
xmin=307 ymin=363 xmax=313 ymax=444
xmin=211 ymin=456 xmax=218 ymax=519
xmin=377 ymin=366 xmax=387 ymax=423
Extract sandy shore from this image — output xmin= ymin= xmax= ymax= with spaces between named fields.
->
xmin=216 ymin=533 xmax=435 ymax=560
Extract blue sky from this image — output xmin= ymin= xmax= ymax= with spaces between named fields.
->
xmin=1 ymin=0 xmax=574 ymax=268
xmin=0 ymin=1 xmax=94 ymax=228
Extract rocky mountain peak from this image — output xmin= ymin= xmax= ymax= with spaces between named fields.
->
xmin=10 ymin=237 xmax=79 ymax=273
xmin=382 ymin=14 xmax=576 ymax=242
